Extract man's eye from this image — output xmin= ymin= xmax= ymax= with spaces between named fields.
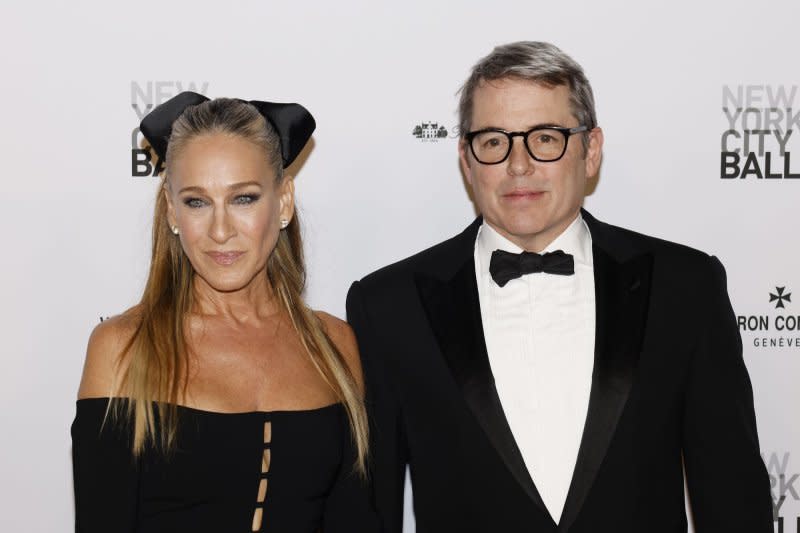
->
xmin=233 ymin=194 xmax=260 ymax=205
xmin=482 ymin=135 xmax=507 ymax=149
xmin=183 ymin=197 xmax=206 ymax=208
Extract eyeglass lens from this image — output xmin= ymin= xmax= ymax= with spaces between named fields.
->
xmin=471 ymin=129 xmax=567 ymax=163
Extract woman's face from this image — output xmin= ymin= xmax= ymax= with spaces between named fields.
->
xmin=165 ymin=132 xmax=293 ymax=294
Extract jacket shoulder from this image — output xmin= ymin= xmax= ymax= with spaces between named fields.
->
xmin=356 ymin=219 xmax=479 ymax=292
xmin=588 ymin=214 xmax=715 ymax=266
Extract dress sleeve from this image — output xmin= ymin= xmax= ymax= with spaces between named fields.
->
xmin=320 ymin=408 xmax=381 ymax=532
xmin=72 ymin=398 xmax=140 ymax=533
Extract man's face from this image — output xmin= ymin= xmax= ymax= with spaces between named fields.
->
xmin=459 ymin=78 xmax=603 ymax=252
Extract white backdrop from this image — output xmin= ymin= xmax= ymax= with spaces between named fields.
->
xmin=1 ymin=1 xmax=797 ymax=531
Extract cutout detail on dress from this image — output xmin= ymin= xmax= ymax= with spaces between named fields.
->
xmin=251 ymin=507 xmax=263 ymax=532
xmin=256 ymin=478 xmax=268 ymax=503
xmin=252 ymin=420 xmax=272 ymax=532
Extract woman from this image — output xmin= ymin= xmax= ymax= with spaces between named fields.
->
xmin=72 ymin=92 xmax=377 ymax=532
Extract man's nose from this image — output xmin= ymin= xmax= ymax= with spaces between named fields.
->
xmin=507 ymin=136 xmax=535 ymax=175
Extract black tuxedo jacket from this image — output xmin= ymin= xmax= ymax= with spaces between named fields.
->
xmin=346 ymin=211 xmax=772 ymax=533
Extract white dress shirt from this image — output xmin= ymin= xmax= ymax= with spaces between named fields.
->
xmin=474 ymin=214 xmax=595 ymax=523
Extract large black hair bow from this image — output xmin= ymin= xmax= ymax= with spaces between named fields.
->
xmin=139 ymin=91 xmax=315 ymax=168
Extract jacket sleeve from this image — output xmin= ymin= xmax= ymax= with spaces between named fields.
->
xmin=72 ymin=399 xmax=139 ymax=533
xmin=321 ymin=410 xmax=381 ymax=532
xmin=346 ymin=280 xmax=409 ymax=533
xmin=681 ymin=256 xmax=773 ymax=532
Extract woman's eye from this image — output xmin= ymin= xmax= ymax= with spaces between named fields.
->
xmin=233 ymin=194 xmax=260 ymax=205
xmin=183 ymin=197 xmax=206 ymax=208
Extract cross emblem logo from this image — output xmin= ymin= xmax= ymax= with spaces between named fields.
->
xmin=769 ymin=287 xmax=792 ymax=309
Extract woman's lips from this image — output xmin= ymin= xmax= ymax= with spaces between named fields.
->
xmin=206 ymin=251 xmax=245 ymax=265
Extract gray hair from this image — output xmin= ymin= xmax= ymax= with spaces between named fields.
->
xmin=166 ymin=98 xmax=284 ymax=181
xmin=458 ymin=41 xmax=597 ymax=149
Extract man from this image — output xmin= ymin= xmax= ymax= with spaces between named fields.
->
xmin=346 ymin=41 xmax=772 ymax=532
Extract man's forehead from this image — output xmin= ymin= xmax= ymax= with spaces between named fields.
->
xmin=476 ymin=76 xmax=564 ymax=92
xmin=471 ymin=79 xmax=574 ymax=122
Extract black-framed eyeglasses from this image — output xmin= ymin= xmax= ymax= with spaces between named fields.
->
xmin=464 ymin=125 xmax=588 ymax=164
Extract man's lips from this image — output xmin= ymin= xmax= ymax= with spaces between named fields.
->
xmin=205 ymin=251 xmax=245 ymax=265
xmin=502 ymin=190 xmax=546 ymax=200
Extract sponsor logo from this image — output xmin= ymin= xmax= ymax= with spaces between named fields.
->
xmin=720 ymin=85 xmax=800 ymax=180
xmin=130 ymin=80 xmax=210 ymax=177
xmin=412 ymin=121 xmax=459 ymax=142
xmin=771 ymin=287 xmax=793 ymax=309
xmin=738 ymin=286 xmax=800 ymax=348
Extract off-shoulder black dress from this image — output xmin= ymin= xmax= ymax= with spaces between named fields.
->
xmin=72 ymin=398 xmax=379 ymax=533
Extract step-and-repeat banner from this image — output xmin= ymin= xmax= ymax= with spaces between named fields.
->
xmin=1 ymin=1 xmax=797 ymax=531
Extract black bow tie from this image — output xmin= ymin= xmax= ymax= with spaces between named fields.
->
xmin=489 ymin=249 xmax=575 ymax=287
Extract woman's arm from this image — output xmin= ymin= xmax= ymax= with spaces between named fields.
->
xmin=73 ymin=315 xmax=140 ymax=533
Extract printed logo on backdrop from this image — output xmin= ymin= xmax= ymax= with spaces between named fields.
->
xmin=771 ymin=287 xmax=792 ymax=309
xmin=763 ymin=451 xmax=800 ymax=532
xmin=130 ymin=81 xmax=210 ymax=177
xmin=738 ymin=285 xmax=799 ymax=348
xmin=721 ymin=85 xmax=800 ymax=179
xmin=411 ymin=121 xmax=460 ymax=142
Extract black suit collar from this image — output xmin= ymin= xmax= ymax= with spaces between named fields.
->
xmin=414 ymin=252 xmax=551 ymax=521
xmin=414 ymin=210 xmax=653 ymax=528
xmin=558 ymin=211 xmax=653 ymax=530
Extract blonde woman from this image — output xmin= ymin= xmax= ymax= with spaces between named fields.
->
xmin=72 ymin=93 xmax=377 ymax=533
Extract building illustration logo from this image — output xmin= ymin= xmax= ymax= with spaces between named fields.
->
xmin=412 ymin=122 xmax=448 ymax=141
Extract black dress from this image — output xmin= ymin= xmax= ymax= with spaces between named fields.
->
xmin=72 ymin=398 xmax=379 ymax=533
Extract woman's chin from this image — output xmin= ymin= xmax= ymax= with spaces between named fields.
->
xmin=194 ymin=270 xmax=264 ymax=295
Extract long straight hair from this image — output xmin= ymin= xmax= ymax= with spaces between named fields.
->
xmin=112 ymin=99 xmax=368 ymax=474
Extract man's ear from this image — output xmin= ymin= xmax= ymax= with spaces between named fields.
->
xmin=278 ymin=175 xmax=295 ymax=223
xmin=459 ymin=139 xmax=474 ymax=186
xmin=584 ymin=127 xmax=604 ymax=178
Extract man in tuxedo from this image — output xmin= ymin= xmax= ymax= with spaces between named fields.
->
xmin=346 ymin=41 xmax=772 ymax=532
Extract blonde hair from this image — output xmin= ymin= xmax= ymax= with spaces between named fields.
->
xmin=113 ymin=98 xmax=368 ymax=475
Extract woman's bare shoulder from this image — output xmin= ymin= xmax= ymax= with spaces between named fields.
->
xmin=314 ymin=310 xmax=363 ymax=390
xmin=77 ymin=307 xmax=142 ymax=399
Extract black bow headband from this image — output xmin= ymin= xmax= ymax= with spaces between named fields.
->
xmin=139 ymin=91 xmax=316 ymax=168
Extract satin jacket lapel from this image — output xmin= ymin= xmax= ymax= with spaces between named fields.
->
xmin=558 ymin=226 xmax=653 ymax=531
xmin=415 ymin=254 xmax=551 ymax=519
